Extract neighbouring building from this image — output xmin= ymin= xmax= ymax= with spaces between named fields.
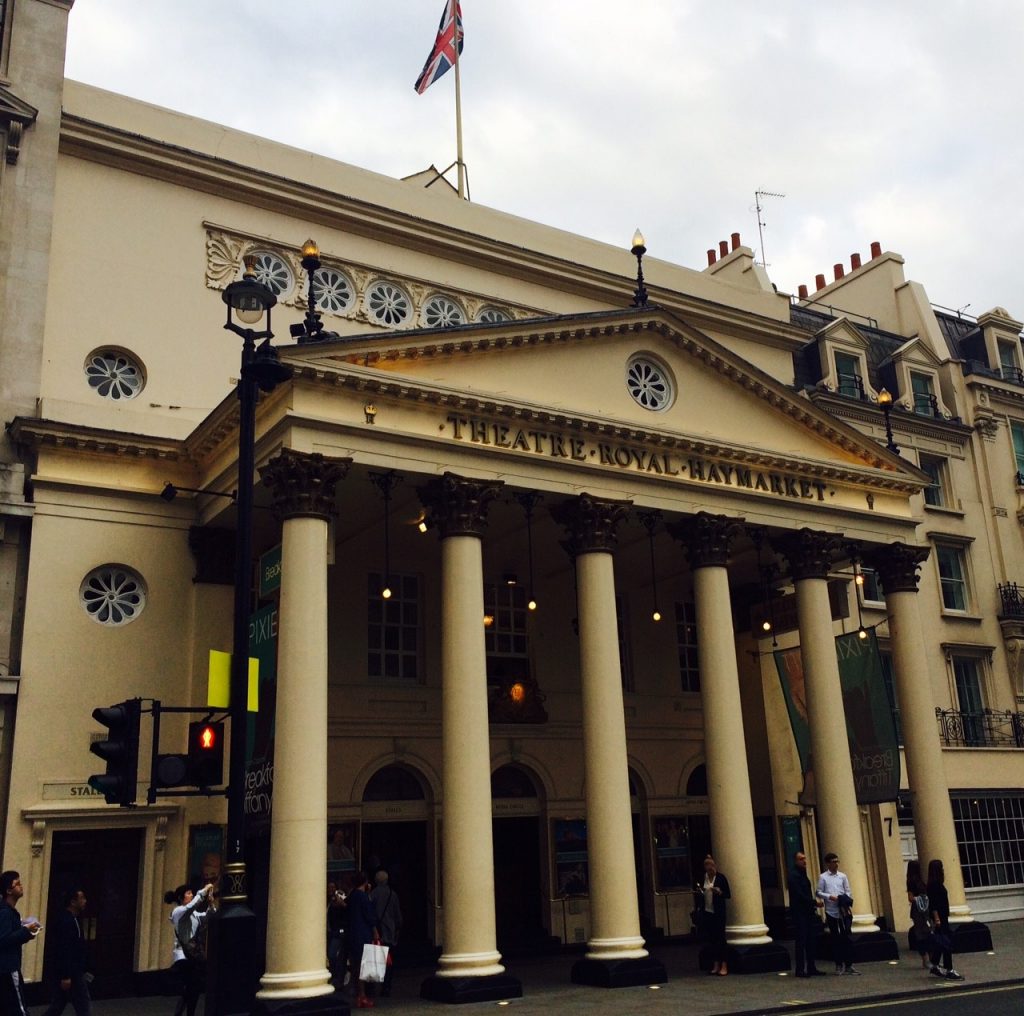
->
xmin=1 ymin=0 xmax=1023 ymax=1001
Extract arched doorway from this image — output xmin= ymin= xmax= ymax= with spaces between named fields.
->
xmin=491 ymin=764 xmax=547 ymax=950
xmin=360 ymin=764 xmax=432 ymax=953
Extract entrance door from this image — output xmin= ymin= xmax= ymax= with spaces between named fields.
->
xmin=360 ymin=821 xmax=429 ymax=958
xmin=45 ymin=828 xmax=141 ymax=998
xmin=492 ymin=816 xmax=544 ymax=950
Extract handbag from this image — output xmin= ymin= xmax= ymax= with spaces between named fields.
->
xmin=359 ymin=942 xmax=390 ymax=983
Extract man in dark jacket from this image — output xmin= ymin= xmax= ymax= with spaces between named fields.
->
xmin=43 ymin=887 xmax=91 ymax=1015
xmin=788 ymin=852 xmax=824 ymax=977
xmin=0 ymin=869 xmax=41 ymax=1015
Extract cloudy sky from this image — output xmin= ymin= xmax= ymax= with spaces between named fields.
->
xmin=64 ymin=1 xmax=1021 ymax=321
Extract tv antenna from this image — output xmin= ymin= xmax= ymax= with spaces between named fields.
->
xmin=754 ymin=189 xmax=785 ymax=267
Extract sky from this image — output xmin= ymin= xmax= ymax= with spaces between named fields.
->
xmin=63 ymin=1 xmax=1023 ymax=321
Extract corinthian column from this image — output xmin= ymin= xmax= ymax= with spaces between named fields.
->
xmin=256 ymin=449 xmax=349 ymax=1008
xmin=552 ymin=494 xmax=666 ymax=988
xmin=417 ymin=473 xmax=522 ymax=1004
xmin=779 ymin=530 xmax=879 ymax=935
xmin=670 ymin=514 xmax=787 ymax=972
xmin=870 ymin=543 xmax=990 ymax=950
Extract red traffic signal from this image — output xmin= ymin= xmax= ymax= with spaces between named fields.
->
xmin=187 ymin=721 xmax=224 ymax=788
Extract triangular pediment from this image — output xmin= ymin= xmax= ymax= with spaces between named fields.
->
xmin=281 ymin=307 xmax=924 ymax=488
xmin=0 ymin=86 xmax=38 ymax=126
xmin=883 ymin=334 xmax=943 ymax=368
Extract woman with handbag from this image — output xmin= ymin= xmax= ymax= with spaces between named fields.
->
xmin=346 ymin=872 xmax=379 ymax=1009
xmin=905 ymin=860 xmax=930 ymax=969
xmin=925 ymin=859 xmax=964 ymax=981
xmin=694 ymin=855 xmax=731 ymax=976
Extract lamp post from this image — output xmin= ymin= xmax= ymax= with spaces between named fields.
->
xmin=877 ymin=387 xmax=899 ymax=454
xmin=630 ymin=228 xmax=649 ymax=307
xmin=206 ymin=255 xmax=290 ymax=1016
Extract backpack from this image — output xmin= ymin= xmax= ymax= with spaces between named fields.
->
xmin=914 ymin=893 xmax=930 ymax=914
xmin=176 ymin=910 xmax=204 ymax=962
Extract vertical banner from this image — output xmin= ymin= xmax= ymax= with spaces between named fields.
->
xmin=245 ymin=603 xmax=278 ymax=826
xmin=774 ymin=630 xmax=900 ymax=804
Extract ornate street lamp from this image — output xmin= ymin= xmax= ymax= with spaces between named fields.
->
xmin=877 ymin=387 xmax=899 ymax=454
xmin=290 ymin=238 xmax=340 ymax=343
xmin=206 ymin=255 xmax=290 ymax=1016
xmin=630 ymin=228 xmax=649 ymax=307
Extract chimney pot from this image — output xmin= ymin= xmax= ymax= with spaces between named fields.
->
xmin=815 ymin=274 xmax=827 ymax=291
xmin=851 ymin=252 xmax=862 ymax=270
xmin=731 ymin=232 xmax=741 ymax=250
xmin=834 ymin=263 xmax=845 ymax=280
xmin=798 ymin=284 xmax=809 ymax=299
xmin=719 ymin=240 xmax=729 ymax=257
xmin=870 ymin=241 xmax=882 ymax=258
xmin=707 ymin=249 xmax=717 ymax=266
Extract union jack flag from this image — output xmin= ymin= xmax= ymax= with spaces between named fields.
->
xmin=414 ymin=0 xmax=464 ymax=94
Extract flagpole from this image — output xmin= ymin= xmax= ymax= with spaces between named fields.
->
xmin=454 ymin=10 xmax=466 ymax=200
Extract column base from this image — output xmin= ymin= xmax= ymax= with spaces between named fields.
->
xmin=698 ymin=941 xmax=790 ymax=975
xmin=251 ymin=990 xmax=349 ymax=1015
xmin=950 ymin=920 xmax=992 ymax=953
xmin=419 ymin=973 xmax=523 ymax=1004
xmin=819 ymin=929 xmax=898 ymax=963
xmin=570 ymin=956 xmax=667 ymax=988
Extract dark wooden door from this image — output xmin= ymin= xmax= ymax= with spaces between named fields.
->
xmin=45 ymin=827 xmax=141 ymax=997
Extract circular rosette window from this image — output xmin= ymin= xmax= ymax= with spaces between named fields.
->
xmin=84 ymin=349 xmax=145 ymax=401
xmin=80 ymin=565 xmax=147 ymax=626
xmin=422 ymin=294 xmax=466 ymax=328
xmin=248 ymin=251 xmax=294 ymax=298
xmin=625 ymin=354 xmax=675 ymax=412
xmin=313 ymin=267 xmax=355 ymax=314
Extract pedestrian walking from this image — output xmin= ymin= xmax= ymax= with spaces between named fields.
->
xmin=370 ymin=870 xmax=402 ymax=997
xmin=926 ymin=859 xmax=964 ymax=981
xmin=42 ymin=887 xmax=91 ymax=1015
xmin=0 ymin=870 xmax=40 ymax=1016
xmin=816 ymin=853 xmax=858 ymax=975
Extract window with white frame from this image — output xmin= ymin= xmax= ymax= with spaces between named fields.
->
xmin=1011 ymin=422 xmax=1024 ymax=482
xmin=935 ymin=543 xmax=970 ymax=612
xmin=858 ymin=566 xmax=885 ymax=604
xmin=918 ymin=453 xmax=950 ymax=508
xmin=834 ymin=351 xmax=865 ymax=399
xmin=951 ymin=654 xmax=986 ymax=746
xmin=910 ymin=371 xmax=938 ymax=416
xmin=367 ymin=572 xmax=420 ymax=681
xmin=675 ymin=601 xmax=700 ymax=692
xmin=951 ymin=793 xmax=1024 ymax=888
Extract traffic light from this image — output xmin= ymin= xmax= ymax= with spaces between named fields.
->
xmin=187 ymin=721 xmax=224 ymax=788
xmin=88 ymin=699 xmax=141 ymax=806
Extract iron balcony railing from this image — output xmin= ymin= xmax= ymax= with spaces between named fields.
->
xmin=1000 ymin=365 xmax=1024 ymax=386
xmin=912 ymin=392 xmax=942 ymax=417
xmin=936 ymin=707 xmax=1024 ymax=748
xmin=836 ymin=372 xmax=867 ymax=400
xmin=998 ymin=582 xmax=1024 ymax=618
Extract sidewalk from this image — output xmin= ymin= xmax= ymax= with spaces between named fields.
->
xmin=39 ymin=919 xmax=1023 ymax=1015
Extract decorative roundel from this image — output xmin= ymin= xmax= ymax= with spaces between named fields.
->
xmin=249 ymin=251 xmax=294 ymax=297
xmin=366 ymin=281 xmax=412 ymax=327
xmin=477 ymin=306 xmax=511 ymax=323
xmin=84 ymin=349 xmax=145 ymax=401
xmin=80 ymin=565 xmax=147 ymax=626
xmin=313 ymin=267 xmax=355 ymax=314
xmin=626 ymin=354 xmax=674 ymax=411
xmin=422 ymin=295 xmax=466 ymax=329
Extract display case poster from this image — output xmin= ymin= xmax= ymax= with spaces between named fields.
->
xmin=187 ymin=824 xmax=224 ymax=889
xmin=327 ymin=822 xmax=358 ymax=883
xmin=553 ymin=819 xmax=589 ymax=896
xmin=245 ymin=603 xmax=278 ymax=826
xmin=653 ymin=816 xmax=690 ymax=890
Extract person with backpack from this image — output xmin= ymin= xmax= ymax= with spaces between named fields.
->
xmin=164 ymin=882 xmax=214 ymax=1016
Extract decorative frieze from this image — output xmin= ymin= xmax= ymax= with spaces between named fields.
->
xmin=417 ymin=472 xmax=503 ymax=538
xmin=260 ymin=449 xmax=351 ymax=521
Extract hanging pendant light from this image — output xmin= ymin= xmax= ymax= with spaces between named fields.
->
xmin=639 ymin=510 xmax=662 ymax=622
xmin=514 ymin=492 xmax=542 ymax=611
xmin=369 ymin=471 xmax=402 ymax=600
xmin=754 ymin=528 xmax=778 ymax=648
xmin=853 ymin=557 xmax=869 ymax=639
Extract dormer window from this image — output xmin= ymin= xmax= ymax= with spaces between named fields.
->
xmin=999 ymin=340 xmax=1022 ymax=384
xmin=834 ymin=351 xmax=865 ymax=399
xmin=910 ymin=371 xmax=939 ymax=417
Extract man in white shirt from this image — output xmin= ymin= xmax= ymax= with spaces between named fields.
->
xmin=816 ymin=853 xmax=858 ymax=975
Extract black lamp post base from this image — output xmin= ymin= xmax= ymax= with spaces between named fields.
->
xmin=419 ymin=972 xmax=523 ymax=1004
xmin=570 ymin=955 xmax=667 ymax=988
xmin=204 ymin=904 xmax=259 ymax=1016
xmin=251 ymin=991 xmax=348 ymax=1016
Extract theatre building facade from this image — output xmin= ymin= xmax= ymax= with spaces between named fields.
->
xmin=3 ymin=8 xmax=1024 ymax=996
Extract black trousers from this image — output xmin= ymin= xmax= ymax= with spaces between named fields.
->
xmin=42 ymin=974 xmax=92 ymax=1016
xmin=792 ymin=913 xmax=821 ymax=973
xmin=0 ymin=970 xmax=29 ymax=1016
xmin=825 ymin=914 xmax=853 ymax=968
xmin=929 ymin=921 xmax=954 ymax=970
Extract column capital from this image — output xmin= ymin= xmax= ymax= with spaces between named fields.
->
xmin=551 ymin=493 xmax=632 ymax=556
xmin=668 ymin=512 xmax=745 ymax=569
xmin=867 ymin=542 xmax=931 ymax=594
xmin=418 ymin=472 xmax=504 ymax=538
xmin=778 ymin=528 xmax=846 ymax=581
xmin=259 ymin=449 xmax=351 ymax=521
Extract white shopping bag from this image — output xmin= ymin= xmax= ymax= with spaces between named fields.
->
xmin=359 ymin=942 xmax=390 ymax=983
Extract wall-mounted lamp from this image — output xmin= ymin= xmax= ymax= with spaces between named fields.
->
xmin=364 ymin=402 xmax=378 ymax=425
xmin=877 ymin=388 xmax=899 ymax=454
